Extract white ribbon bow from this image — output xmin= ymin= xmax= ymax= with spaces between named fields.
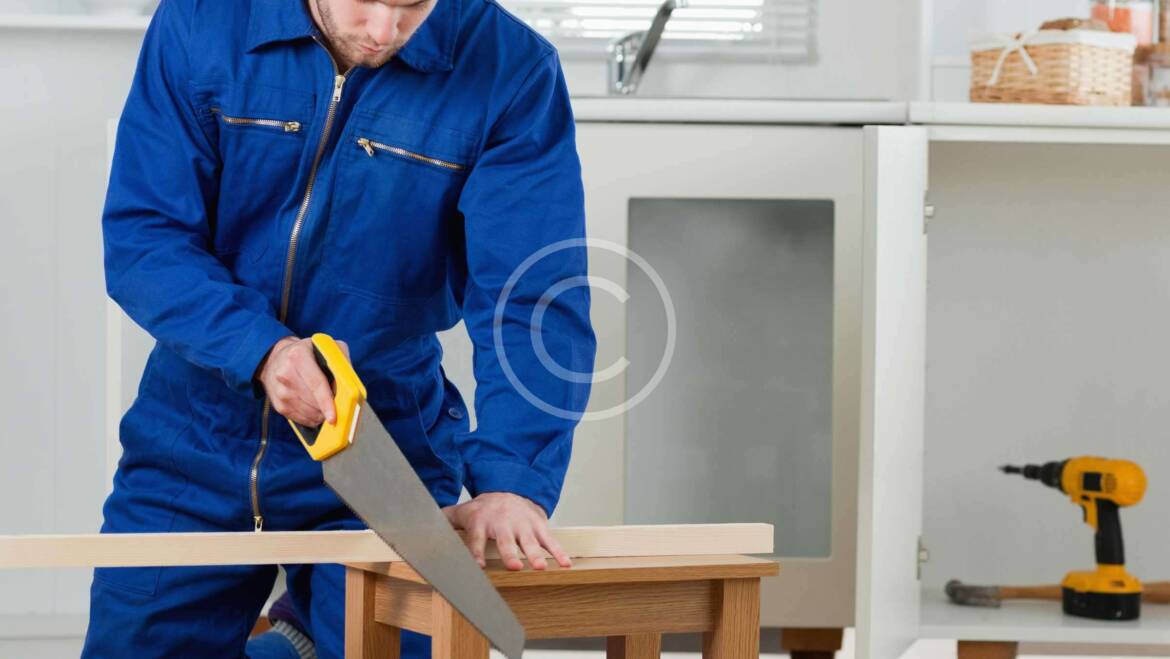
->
xmin=987 ymin=30 xmax=1040 ymax=86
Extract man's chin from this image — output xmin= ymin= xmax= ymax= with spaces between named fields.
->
xmin=355 ymin=53 xmax=395 ymax=68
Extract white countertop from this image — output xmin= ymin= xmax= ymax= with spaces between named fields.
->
xmin=570 ymin=97 xmax=907 ymax=125
xmin=912 ymin=101 xmax=1170 ymax=130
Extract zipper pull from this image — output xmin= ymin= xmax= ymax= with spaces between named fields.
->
xmin=254 ymin=515 xmax=264 ymax=532
xmin=333 ymin=74 xmax=346 ymax=103
xmin=357 ymin=138 xmax=375 ymax=157
xmin=284 ymin=121 xmax=302 ymax=133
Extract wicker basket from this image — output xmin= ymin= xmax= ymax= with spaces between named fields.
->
xmin=970 ymin=30 xmax=1137 ymax=105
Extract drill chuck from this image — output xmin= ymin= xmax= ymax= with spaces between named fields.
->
xmin=1000 ymin=460 xmax=1067 ymax=491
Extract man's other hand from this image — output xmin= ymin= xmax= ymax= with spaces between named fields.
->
xmin=442 ymin=492 xmax=571 ymax=571
xmin=258 ymin=336 xmax=350 ymax=427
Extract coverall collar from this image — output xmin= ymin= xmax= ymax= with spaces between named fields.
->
xmin=245 ymin=0 xmax=459 ymax=73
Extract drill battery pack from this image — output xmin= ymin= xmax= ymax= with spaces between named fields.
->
xmin=1062 ymin=588 xmax=1141 ymax=621
xmin=1062 ymin=566 xmax=1143 ymax=620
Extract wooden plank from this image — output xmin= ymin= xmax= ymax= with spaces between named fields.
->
xmin=702 ymin=578 xmax=762 ymax=659
xmin=607 ymin=633 xmax=662 ymax=659
xmin=356 ymin=555 xmax=779 ymax=588
xmin=346 ymin=567 xmax=401 ymax=659
xmin=0 ymin=524 xmax=773 ymax=569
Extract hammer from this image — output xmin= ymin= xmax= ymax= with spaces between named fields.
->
xmin=946 ymin=579 xmax=1170 ymax=607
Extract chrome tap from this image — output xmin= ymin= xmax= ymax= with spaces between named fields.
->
xmin=607 ymin=0 xmax=688 ymax=96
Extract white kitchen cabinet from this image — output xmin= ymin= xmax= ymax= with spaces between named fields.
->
xmin=559 ymin=121 xmax=930 ymax=651
xmin=564 ymin=109 xmax=1170 ymax=659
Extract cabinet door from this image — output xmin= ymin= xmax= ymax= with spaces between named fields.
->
xmin=568 ymin=122 xmax=864 ymax=627
xmin=853 ymin=126 xmax=929 ymax=659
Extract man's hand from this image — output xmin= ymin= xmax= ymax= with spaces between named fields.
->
xmin=257 ymin=336 xmax=350 ymax=427
xmin=442 ymin=492 xmax=571 ymax=571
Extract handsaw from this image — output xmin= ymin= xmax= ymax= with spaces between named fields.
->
xmin=288 ymin=333 xmax=525 ymax=659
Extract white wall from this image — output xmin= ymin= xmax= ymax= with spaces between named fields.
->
xmin=0 ymin=26 xmax=144 ymax=648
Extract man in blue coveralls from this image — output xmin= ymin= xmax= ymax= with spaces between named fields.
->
xmin=84 ymin=0 xmax=596 ymax=656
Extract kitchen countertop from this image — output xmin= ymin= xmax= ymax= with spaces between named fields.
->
xmin=911 ymin=101 xmax=1170 ymax=130
xmin=570 ymin=97 xmax=908 ymax=125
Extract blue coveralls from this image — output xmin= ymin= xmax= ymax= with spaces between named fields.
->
xmin=83 ymin=0 xmax=595 ymax=656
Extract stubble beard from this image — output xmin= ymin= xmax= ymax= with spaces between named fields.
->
xmin=315 ymin=0 xmax=402 ymax=69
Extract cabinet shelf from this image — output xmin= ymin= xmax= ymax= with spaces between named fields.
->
xmin=919 ymin=587 xmax=1170 ymax=646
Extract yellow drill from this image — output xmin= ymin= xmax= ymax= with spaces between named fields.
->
xmin=1001 ymin=457 xmax=1147 ymax=620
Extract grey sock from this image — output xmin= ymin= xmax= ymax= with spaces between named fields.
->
xmin=271 ymin=619 xmax=316 ymax=659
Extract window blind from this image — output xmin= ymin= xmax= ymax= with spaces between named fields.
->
xmin=503 ymin=0 xmax=818 ymax=62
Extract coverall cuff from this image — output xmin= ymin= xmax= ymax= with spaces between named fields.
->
xmin=227 ymin=316 xmax=295 ymax=399
xmin=463 ymin=460 xmax=560 ymax=519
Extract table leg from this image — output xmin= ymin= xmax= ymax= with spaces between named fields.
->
xmin=957 ymin=641 xmax=1019 ymax=659
xmin=432 ymin=593 xmax=490 ymax=659
xmin=780 ymin=627 xmax=843 ymax=659
xmin=345 ymin=567 xmax=402 ymax=659
xmin=607 ymin=633 xmax=663 ymax=659
xmin=702 ymin=578 xmax=761 ymax=659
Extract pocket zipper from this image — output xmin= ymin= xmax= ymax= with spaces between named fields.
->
xmin=211 ymin=107 xmax=301 ymax=133
xmin=356 ymin=137 xmax=466 ymax=171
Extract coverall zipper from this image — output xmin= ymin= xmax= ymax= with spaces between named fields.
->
xmin=356 ymin=137 xmax=467 ymax=171
xmin=210 ymin=108 xmax=302 ymax=133
xmin=251 ymin=39 xmax=350 ymax=532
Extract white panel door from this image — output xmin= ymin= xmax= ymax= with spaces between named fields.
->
xmin=854 ymin=126 xmax=929 ymax=659
xmin=570 ymin=122 xmax=865 ymax=627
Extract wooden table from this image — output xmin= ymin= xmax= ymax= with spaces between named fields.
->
xmin=344 ymin=554 xmax=779 ymax=659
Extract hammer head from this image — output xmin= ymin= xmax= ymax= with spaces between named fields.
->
xmin=945 ymin=579 xmax=1002 ymax=608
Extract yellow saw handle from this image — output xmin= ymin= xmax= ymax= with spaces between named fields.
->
xmin=287 ymin=333 xmax=367 ymax=461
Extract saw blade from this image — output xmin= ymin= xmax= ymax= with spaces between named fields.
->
xmin=323 ymin=402 xmax=525 ymax=659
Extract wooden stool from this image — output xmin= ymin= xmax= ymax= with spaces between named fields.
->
xmin=344 ymin=554 xmax=779 ymax=659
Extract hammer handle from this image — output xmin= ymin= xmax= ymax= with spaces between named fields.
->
xmin=999 ymin=582 xmax=1170 ymax=604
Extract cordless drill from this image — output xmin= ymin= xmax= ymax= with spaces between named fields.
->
xmin=1001 ymin=457 xmax=1147 ymax=621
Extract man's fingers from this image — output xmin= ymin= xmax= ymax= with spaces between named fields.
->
xmin=467 ymin=524 xmax=488 ymax=568
xmin=535 ymin=525 xmax=572 ymax=568
xmin=291 ymin=346 xmax=336 ymax=424
xmin=272 ymin=387 xmax=324 ymax=427
xmin=337 ymin=340 xmax=351 ymax=360
xmin=494 ymin=529 xmax=524 ymax=571
xmin=518 ymin=533 xmax=547 ymax=570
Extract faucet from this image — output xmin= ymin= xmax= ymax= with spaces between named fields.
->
xmin=606 ymin=0 xmax=688 ymax=96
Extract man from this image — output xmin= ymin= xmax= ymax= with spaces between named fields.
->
xmin=84 ymin=0 xmax=595 ymax=656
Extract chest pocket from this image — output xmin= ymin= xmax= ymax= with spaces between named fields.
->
xmin=325 ymin=110 xmax=476 ymax=305
xmin=197 ymin=82 xmax=314 ymax=262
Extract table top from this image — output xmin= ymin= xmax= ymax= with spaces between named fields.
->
xmin=349 ymin=554 xmax=779 ymax=588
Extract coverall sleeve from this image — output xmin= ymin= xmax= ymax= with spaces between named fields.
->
xmin=103 ymin=0 xmax=293 ymax=396
xmin=456 ymin=51 xmax=597 ymax=518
